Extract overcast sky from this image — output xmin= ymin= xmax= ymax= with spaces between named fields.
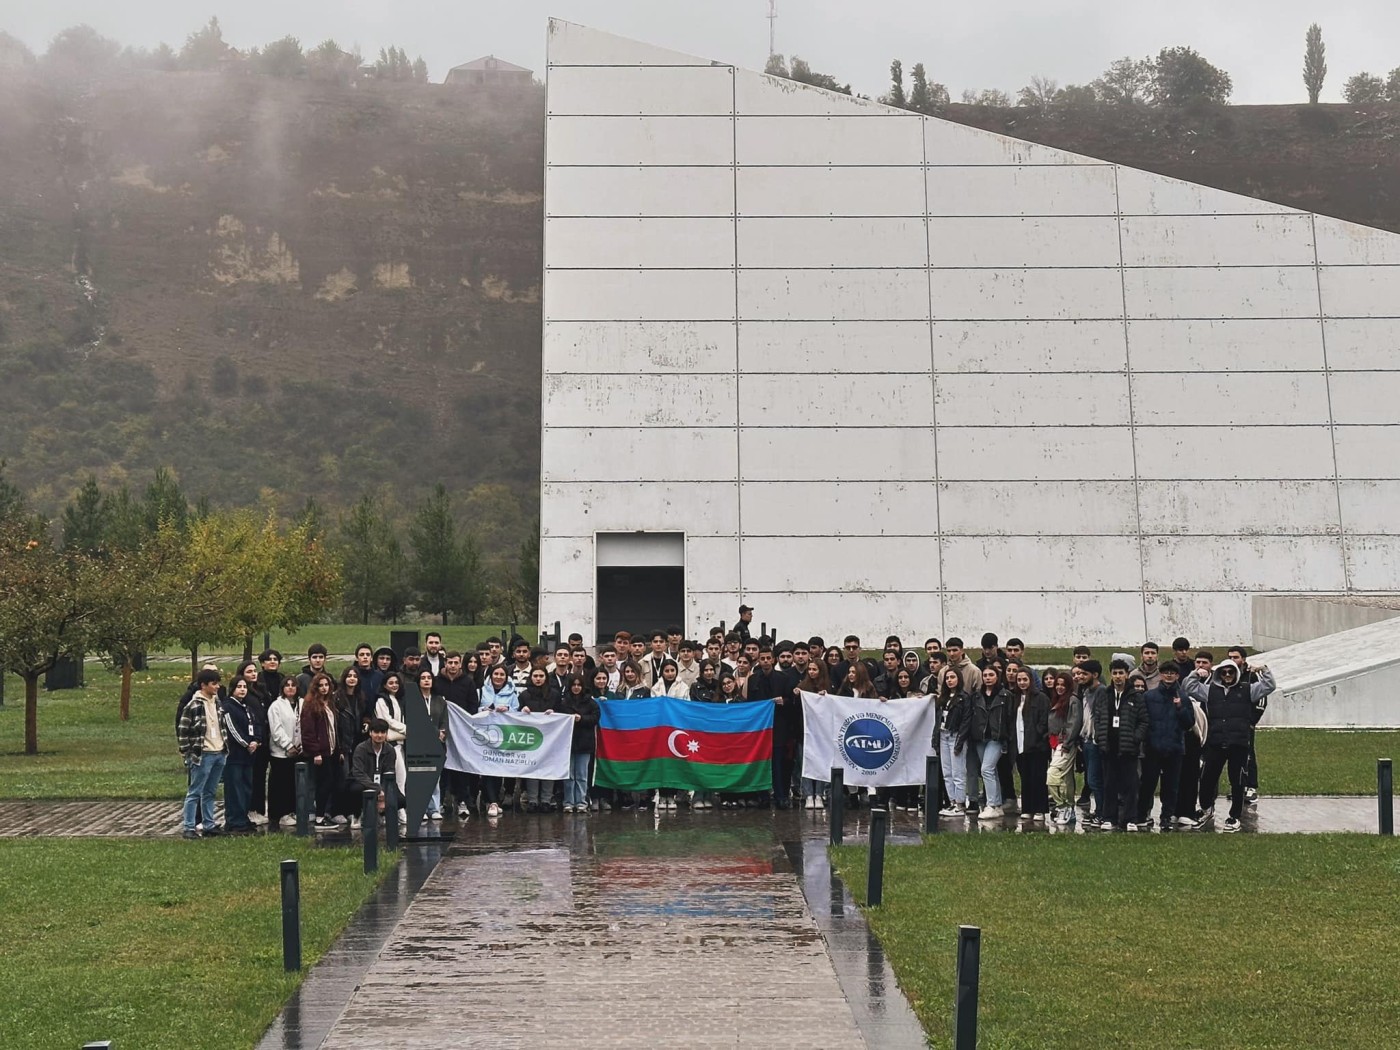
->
xmin=3 ymin=1 xmax=1393 ymax=104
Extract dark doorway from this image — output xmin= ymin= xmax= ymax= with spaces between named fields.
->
xmin=596 ymin=566 xmax=685 ymax=640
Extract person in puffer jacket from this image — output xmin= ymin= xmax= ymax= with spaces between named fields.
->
xmin=1092 ymin=660 xmax=1149 ymax=831
xmin=1135 ymin=664 xmax=1195 ymax=830
xmin=1186 ymin=659 xmax=1276 ymax=832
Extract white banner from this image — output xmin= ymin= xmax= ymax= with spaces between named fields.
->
xmin=444 ymin=706 xmax=573 ymax=780
xmin=801 ymin=692 xmax=938 ymax=787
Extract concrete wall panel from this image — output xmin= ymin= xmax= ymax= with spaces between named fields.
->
xmin=931 ymin=268 xmax=1124 ymax=320
xmin=738 ymin=320 xmax=932 ymax=374
xmin=546 ymin=165 xmax=734 ymax=217
xmin=686 ymin=537 xmax=742 ymax=594
xmin=1344 ymin=537 xmax=1400 ymax=589
xmin=739 ymin=269 xmax=929 ymax=321
xmin=541 ymin=429 xmax=737 ymax=483
xmin=1132 ymin=372 xmax=1331 ymax=427
xmin=735 ymin=591 xmax=945 ymax=642
xmin=540 ymin=480 xmax=738 ymax=536
xmin=1323 ymin=318 xmax=1400 ymax=370
xmin=1125 ymin=319 xmax=1325 ymax=372
xmin=928 ymin=216 xmax=1121 ymax=268
xmin=737 ymin=216 xmax=927 ymax=269
xmin=1142 ymin=537 xmax=1347 ymax=591
xmin=924 ymin=121 xmax=1106 ymax=166
xmin=540 ymin=535 xmax=593 ymax=593
xmin=1137 ymin=480 xmax=1340 ymax=536
xmin=1119 ymin=214 xmax=1315 ymax=267
xmin=926 ymin=165 xmax=1118 ymax=216
xmin=736 ymin=166 xmax=926 ymax=217
xmin=1144 ymin=591 xmax=1252 ymax=645
xmin=1135 ymin=426 xmax=1336 ymax=481
xmin=739 ymin=428 xmax=936 ymax=482
xmin=1329 ymin=373 xmax=1400 ymax=424
xmin=547 ymin=65 xmax=733 ymax=115
xmin=1339 ymin=481 xmax=1400 ymax=532
xmin=740 ymin=374 xmax=933 ymax=427
xmin=1123 ymin=267 xmax=1321 ymax=319
xmin=544 ymin=321 xmax=736 ymax=374
xmin=546 ymin=217 xmax=734 ymax=269
xmin=1115 ymin=167 xmax=1296 ymax=216
xmin=741 ymin=536 xmax=941 ymax=593
xmin=546 ymin=116 xmax=732 ymax=166
xmin=936 ymin=372 xmax=1130 ymax=426
xmin=739 ymin=481 xmax=938 ymax=536
xmin=937 ymin=426 xmax=1137 ymax=480
xmin=546 ymin=269 xmax=735 ymax=321
xmin=548 ymin=22 xmax=708 ymax=66
xmin=543 ymin=374 xmax=734 ymax=427
xmin=937 ymin=481 xmax=1138 ymax=536
xmin=1319 ymin=266 xmax=1400 ymax=318
xmin=737 ymin=115 xmax=924 ymax=166
xmin=1314 ymin=216 xmax=1400 ymax=265
xmin=538 ymin=592 xmax=597 ymax=643
xmin=931 ymin=320 xmax=1127 ymax=373
xmin=1334 ymin=426 xmax=1400 ymax=479
xmin=943 ymin=536 xmax=1141 ymax=592
xmin=945 ymin=591 xmax=1146 ymax=645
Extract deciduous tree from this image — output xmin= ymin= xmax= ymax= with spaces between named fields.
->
xmin=1343 ymin=72 xmax=1385 ymax=104
xmin=1152 ymin=46 xmax=1232 ymax=106
xmin=1303 ymin=24 xmax=1327 ymax=104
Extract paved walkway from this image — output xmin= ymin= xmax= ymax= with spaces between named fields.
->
xmin=0 ymin=795 xmax=1382 ymax=837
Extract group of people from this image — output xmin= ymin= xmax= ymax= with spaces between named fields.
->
xmin=172 ymin=610 xmax=1276 ymax=837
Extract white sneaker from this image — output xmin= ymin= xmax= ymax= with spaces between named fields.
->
xmin=457 ymin=803 xmax=470 ymax=819
xmin=938 ymin=806 xmax=961 ymax=818
xmin=248 ymin=812 xmax=267 ymax=825
xmin=428 ymin=810 xmax=443 ymax=821
xmin=398 ymin=809 xmax=408 ymax=824
xmin=1244 ymin=788 xmax=1258 ymax=804
xmin=977 ymin=806 xmax=1002 ymax=821
xmin=349 ymin=816 xmax=360 ymax=830
xmin=331 ymin=815 xmax=348 ymax=826
xmin=279 ymin=814 xmax=297 ymax=828
xmin=487 ymin=803 xmax=501 ymax=817
xmin=1223 ymin=816 xmax=1242 ymax=833
xmin=816 ymin=796 xmax=826 ymax=809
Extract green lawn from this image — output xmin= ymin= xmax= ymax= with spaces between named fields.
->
xmin=0 ymin=836 xmax=393 ymax=1050
xmin=1255 ymin=728 xmax=1400 ymax=795
xmin=832 ymin=835 xmax=1400 ymax=1050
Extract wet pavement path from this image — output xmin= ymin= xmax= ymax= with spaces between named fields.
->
xmin=316 ymin=811 xmax=924 ymax=1049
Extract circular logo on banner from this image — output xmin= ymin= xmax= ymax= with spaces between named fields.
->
xmin=839 ymin=714 xmax=900 ymax=774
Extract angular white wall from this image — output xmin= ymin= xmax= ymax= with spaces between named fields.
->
xmin=540 ymin=21 xmax=1400 ymax=645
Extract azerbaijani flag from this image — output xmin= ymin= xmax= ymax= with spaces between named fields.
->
xmin=595 ymin=697 xmax=774 ymax=792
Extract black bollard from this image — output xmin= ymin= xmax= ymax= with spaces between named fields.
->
xmin=829 ymin=767 xmax=845 ymax=846
xmin=362 ymin=789 xmax=379 ymax=874
xmin=868 ymin=808 xmax=888 ymax=907
xmin=925 ymin=753 xmax=941 ymax=835
xmin=294 ymin=761 xmax=310 ymax=837
xmin=954 ymin=925 xmax=981 ymax=1050
xmin=384 ymin=780 xmax=400 ymax=850
xmin=1380 ymin=758 xmax=1394 ymax=837
xmin=280 ymin=858 xmax=301 ymax=972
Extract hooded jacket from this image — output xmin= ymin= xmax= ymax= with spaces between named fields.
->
xmin=479 ymin=678 xmax=520 ymax=712
xmin=1091 ymin=683 xmax=1149 ymax=756
xmin=1184 ymin=661 xmax=1276 ymax=748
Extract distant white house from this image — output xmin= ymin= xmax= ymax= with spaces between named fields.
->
xmin=444 ymin=55 xmax=533 ymax=88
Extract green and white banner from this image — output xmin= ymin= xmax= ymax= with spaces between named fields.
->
xmin=444 ymin=706 xmax=573 ymax=779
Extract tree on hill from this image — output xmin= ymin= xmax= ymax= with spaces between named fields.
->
xmin=339 ymin=494 xmax=397 ymax=625
xmin=257 ymin=36 xmax=306 ymax=78
xmin=181 ymin=17 xmax=231 ymax=71
xmin=1343 ymin=72 xmax=1386 ymax=103
xmin=961 ymin=88 xmax=1013 ymax=108
xmin=374 ymin=46 xmax=427 ymax=83
xmin=908 ymin=63 xmax=949 ymax=115
xmin=409 ymin=484 xmax=485 ymax=624
xmin=1303 ymin=24 xmax=1327 ymax=104
xmin=60 ymin=477 xmax=109 ymax=555
xmin=1151 ymin=46 xmax=1232 ymax=106
xmin=308 ymin=39 xmax=359 ymax=83
xmin=0 ymin=30 xmax=36 ymax=70
xmin=1386 ymin=68 xmax=1400 ymax=102
xmin=764 ymin=53 xmax=850 ymax=95
xmin=1093 ymin=56 xmax=1154 ymax=105
xmin=1017 ymin=75 xmax=1060 ymax=115
xmin=883 ymin=59 xmax=907 ymax=108
xmin=43 ymin=25 xmax=120 ymax=73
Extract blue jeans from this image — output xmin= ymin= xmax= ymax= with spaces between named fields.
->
xmin=184 ymin=752 xmax=227 ymax=831
xmin=222 ymin=760 xmax=253 ymax=829
xmin=1084 ymin=740 xmax=1105 ymax=817
xmin=940 ymin=730 xmax=966 ymax=806
xmin=976 ymin=740 xmax=1004 ymax=808
xmin=566 ymin=752 xmax=591 ymax=806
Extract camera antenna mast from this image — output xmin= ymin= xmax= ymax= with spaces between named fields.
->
xmin=767 ymin=0 xmax=778 ymax=58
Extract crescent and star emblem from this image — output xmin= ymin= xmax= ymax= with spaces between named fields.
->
xmin=666 ymin=729 xmax=702 ymax=759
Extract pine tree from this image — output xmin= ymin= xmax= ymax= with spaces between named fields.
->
xmin=885 ymin=60 xmax=907 ymax=108
xmin=409 ymin=484 xmax=464 ymax=623
xmin=61 ymin=478 xmax=110 ymax=555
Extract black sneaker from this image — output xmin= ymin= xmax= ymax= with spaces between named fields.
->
xmin=182 ymin=829 xmax=201 ymax=840
xmin=202 ymin=825 xmax=223 ymax=836
xmin=1222 ymin=816 xmax=1242 ymax=833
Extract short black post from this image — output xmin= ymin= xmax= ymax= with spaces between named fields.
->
xmin=362 ymin=789 xmax=379 ymax=874
xmin=280 ymin=858 xmax=301 ymax=972
xmin=384 ymin=780 xmax=400 ymax=850
xmin=925 ymin=753 xmax=941 ymax=834
xmin=1380 ymin=758 xmax=1394 ymax=836
xmin=294 ymin=761 xmax=310 ymax=837
xmin=760 ymin=621 xmax=767 ymax=638
xmin=954 ymin=925 xmax=981 ymax=1050
xmin=867 ymin=808 xmax=888 ymax=907
xmin=829 ymin=767 xmax=845 ymax=846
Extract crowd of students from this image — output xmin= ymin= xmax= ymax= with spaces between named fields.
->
xmin=172 ymin=614 xmax=1276 ymax=837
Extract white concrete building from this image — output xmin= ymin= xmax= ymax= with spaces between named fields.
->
xmin=538 ymin=22 xmax=1400 ymax=645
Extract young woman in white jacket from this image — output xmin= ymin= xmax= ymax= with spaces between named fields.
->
xmin=267 ymin=676 xmax=303 ymax=828
xmin=374 ymin=671 xmax=409 ymax=825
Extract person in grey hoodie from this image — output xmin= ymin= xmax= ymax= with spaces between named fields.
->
xmin=1186 ymin=658 xmax=1275 ymax=832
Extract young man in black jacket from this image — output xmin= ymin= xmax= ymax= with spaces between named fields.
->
xmin=1093 ymin=659 xmax=1149 ymax=831
xmin=1135 ymin=664 xmax=1195 ymax=830
xmin=1186 ymin=659 xmax=1276 ymax=832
